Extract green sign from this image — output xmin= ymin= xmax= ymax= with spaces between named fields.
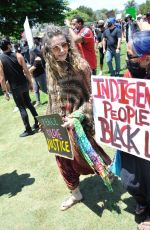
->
xmin=125 ymin=7 xmax=137 ymax=19
xmin=37 ymin=114 xmax=73 ymax=160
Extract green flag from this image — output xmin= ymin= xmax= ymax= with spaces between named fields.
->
xmin=125 ymin=7 xmax=137 ymax=19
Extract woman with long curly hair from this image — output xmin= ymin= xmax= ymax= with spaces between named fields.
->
xmin=42 ymin=24 xmax=112 ymax=211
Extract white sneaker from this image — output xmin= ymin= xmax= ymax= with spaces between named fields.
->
xmin=99 ymin=71 xmax=103 ymax=76
xmin=60 ymin=187 xmax=83 ymax=211
xmin=13 ymin=107 xmax=19 ymax=112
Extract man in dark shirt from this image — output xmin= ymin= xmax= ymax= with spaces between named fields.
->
xmin=96 ymin=20 xmax=105 ymax=75
xmin=0 ymin=38 xmax=39 ymax=137
xmin=29 ymin=48 xmax=47 ymax=107
xmin=103 ymin=18 xmax=122 ymax=76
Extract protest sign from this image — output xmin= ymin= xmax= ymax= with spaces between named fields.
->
xmin=24 ymin=16 xmax=34 ymax=49
xmin=91 ymin=76 xmax=150 ymax=161
xmin=116 ymin=13 xmax=122 ymax=20
xmin=37 ymin=114 xmax=73 ymax=160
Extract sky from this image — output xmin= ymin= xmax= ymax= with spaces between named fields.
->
xmin=68 ymin=0 xmax=146 ymax=11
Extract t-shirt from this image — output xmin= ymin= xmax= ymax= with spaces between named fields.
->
xmin=30 ymin=48 xmax=45 ymax=77
xmin=33 ymin=57 xmax=45 ymax=77
xmin=103 ymin=27 xmax=121 ymax=51
xmin=77 ymin=27 xmax=97 ymax=70
xmin=97 ymin=29 xmax=105 ymax=43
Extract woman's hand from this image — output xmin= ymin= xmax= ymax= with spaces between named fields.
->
xmin=62 ymin=116 xmax=74 ymax=129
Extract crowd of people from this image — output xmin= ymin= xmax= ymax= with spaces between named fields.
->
xmin=0 ymin=11 xmax=150 ymax=230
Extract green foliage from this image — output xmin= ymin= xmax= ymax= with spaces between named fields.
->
xmin=77 ymin=6 xmax=94 ymax=17
xmin=139 ymin=0 xmax=150 ymax=14
xmin=77 ymin=6 xmax=97 ymax=21
xmin=124 ymin=0 xmax=137 ymax=9
xmin=65 ymin=5 xmax=97 ymax=22
xmin=95 ymin=9 xmax=109 ymax=20
xmin=0 ymin=0 xmax=68 ymax=39
xmin=65 ymin=9 xmax=90 ymax=22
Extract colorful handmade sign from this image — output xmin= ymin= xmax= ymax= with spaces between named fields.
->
xmin=37 ymin=114 xmax=73 ymax=160
xmin=92 ymin=76 xmax=150 ymax=161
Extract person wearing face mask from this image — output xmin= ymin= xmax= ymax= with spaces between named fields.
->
xmin=96 ymin=20 xmax=105 ymax=75
xmin=125 ymin=30 xmax=150 ymax=80
xmin=103 ymin=17 xmax=122 ymax=76
xmin=112 ymin=30 xmax=150 ymax=230
xmin=0 ymin=38 xmax=39 ymax=137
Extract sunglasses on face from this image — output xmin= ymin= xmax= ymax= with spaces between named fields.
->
xmin=50 ymin=42 xmax=68 ymax=53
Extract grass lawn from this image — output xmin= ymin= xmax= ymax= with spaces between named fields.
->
xmin=0 ymin=41 xmax=139 ymax=230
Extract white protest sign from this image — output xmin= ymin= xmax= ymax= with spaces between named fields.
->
xmin=116 ymin=13 xmax=122 ymax=20
xmin=24 ymin=16 xmax=34 ymax=49
xmin=91 ymin=76 xmax=150 ymax=161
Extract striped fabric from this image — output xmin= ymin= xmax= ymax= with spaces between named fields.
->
xmin=46 ymin=63 xmax=111 ymax=189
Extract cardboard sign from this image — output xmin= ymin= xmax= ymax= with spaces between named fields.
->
xmin=91 ymin=76 xmax=150 ymax=161
xmin=37 ymin=114 xmax=73 ymax=160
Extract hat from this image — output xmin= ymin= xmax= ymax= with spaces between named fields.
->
xmin=98 ymin=20 xmax=104 ymax=25
xmin=125 ymin=14 xmax=132 ymax=19
xmin=137 ymin=14 xmax=142 ymax=18
xmin=107 ymin=17 xmax=116 ymax=24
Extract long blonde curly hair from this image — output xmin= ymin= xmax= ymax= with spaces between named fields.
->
xmin=42 ymin=24 xmax=89 ymax=82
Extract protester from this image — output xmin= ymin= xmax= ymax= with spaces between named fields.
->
xmin=0 ymin=38 xmax=39 ymax=137
xmin=137 ymin=12 xmax=150 ymax=31
xmin=29 ymin=47 xmax=47 ymax=107
xmin=21 ymin=41 xmax=30 ymax=64
xmin=65 ymin=16 xmax=97 ymax=75
xmin=146 ymin=12 xmax=150 ymax=24
xmin=42 ymin=24 xmax=112 ymax=211
xmin=112 ymin=30 xmax=150 ymax=230
xmin=89 ymin=23 xmax=97 ymax=42
xmin=96 ymin=20 xmax=105 ymax=75
xmin=33 ymin=37 xmax=42 ymax=51
xmin=125 ymin=15 xmax=140 ymax=40
xmin=103 ymin=17 xmax=122 ymax=76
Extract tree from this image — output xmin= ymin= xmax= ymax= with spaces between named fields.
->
xmin=77 ymin=6 xmax=93 ymax=17
xmin=65 ymin=9 xmax=90 ymax=22
xmin=124 ymin=0 xmax=137 ymax=9
xmin=95 ymin=8 xmax=114 ymax=21
xmin=65 ymin=6 xmax=97 ymax=22
xmin=0 ymin=0 xmax=68 ymax=38
xmin=77 ymin=6 xmax=97 ymax=21
xmin=139 ymin=0 xmax=150 ymax=14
